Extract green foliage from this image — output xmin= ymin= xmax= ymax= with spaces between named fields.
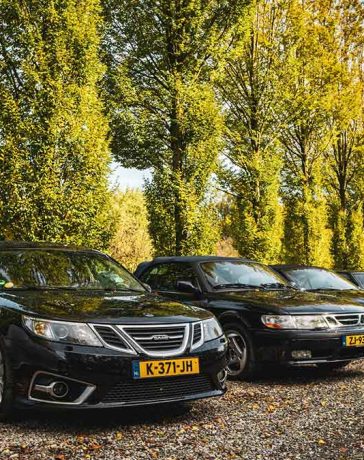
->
xmin=323 ymin=0 xmax=364 ymax=269
xmin=276 ymin=0 xmax=339 ymax=266
xmin=0 ymin=0 xmax=111 ymax=248
xmin=218 ymin=0 xmax=285 ymax=262
xmin=104 ymin=0 xmax=249 ymax=255
xmin=108 ymin=189 xmax=153 ymax=271
xmin=144 ymin=170 xmax=220 ymax=256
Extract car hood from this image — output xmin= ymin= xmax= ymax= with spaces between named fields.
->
xmin=208 ymin=289 xmax=364 ymax=314
xmin=0 ymin=290 xmax=212 ymax=324
xmin=305 ymin=289 xmax=364 ymax=305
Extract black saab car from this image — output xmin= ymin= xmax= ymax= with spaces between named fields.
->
xmin=136 ymin=256 xmax=364 ymax=379
xmin=337 ymin=270 xmax=364 ymax=289
xmin=271 ymin=265 xmax=364 ymax=304
xmin=0 ymin=243 xmax=227 ymax=420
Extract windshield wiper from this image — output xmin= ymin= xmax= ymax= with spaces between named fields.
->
xmin=308 ymin=288 xmax=339 ymax=291
xmin=213 ymin=283 xmax=263 ymax=290
xmin=101 ymin=287 xmax=144 ymax=293
xmin=260 ymin=282 xmax=295 ymax=290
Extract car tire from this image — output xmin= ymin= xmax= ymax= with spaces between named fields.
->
xmin=223 ymin=322 xmax=257 ymax=380
xmin=0 ymin=340 xmax=15 ymax=422
xmin=317 ymin=361 xmax=350 ymax=371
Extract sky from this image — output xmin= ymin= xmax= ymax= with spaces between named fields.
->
xmin=109 ymin=162 xmax=151 ymax=189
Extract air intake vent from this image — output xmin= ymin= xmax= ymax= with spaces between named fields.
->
xmin=101 ymin=374 xmax=214 ymax=404
xmin=93 ymin=325 xmax=130 ymax=350
xmin=333 ymin=314 xmax=361 ymax=326
xmin=121 ymin=324 xmax=188 ymax=356
xmin=191 ymin=322 xmax=203 ymax=349
xmin=193 ymin=323 xmax=202 ymax=344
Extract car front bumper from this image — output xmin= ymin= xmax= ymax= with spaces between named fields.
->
xmin=250 ymin=328 xmax=364 ymax=365
xmin=5 ymin=330 xmax=228 ymax=409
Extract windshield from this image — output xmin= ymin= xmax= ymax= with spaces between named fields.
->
xmin=285 ymin=268 xmax=359 ymax=291
xmin=200 ymin=260 xmax=289 ymax=289
xmin=0 ymin=249 xmax=145 ymax=292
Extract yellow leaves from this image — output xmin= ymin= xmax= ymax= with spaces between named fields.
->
xmin=114 ymin=432 xmax=123 ymax=441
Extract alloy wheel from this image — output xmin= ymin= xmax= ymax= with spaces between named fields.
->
xmin=226 ymin=331 xmax=247 ymax=377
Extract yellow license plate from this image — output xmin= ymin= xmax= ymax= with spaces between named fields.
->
xmin=132 ymin=357 xmax=200 ymax=379
xmin=343 ymin=335 xmax=364 ymax=347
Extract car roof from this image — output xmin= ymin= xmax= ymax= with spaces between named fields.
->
xmin=0 ymin=241 xmax=95 ymax=252
xmin=148 ymin=255 xmax=255 ymax=264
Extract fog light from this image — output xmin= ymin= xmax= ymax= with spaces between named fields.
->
xmin=291 ymin=350 xmax=312 ymax=359
xmin=50 ymin=381 xmax=69 ymax=399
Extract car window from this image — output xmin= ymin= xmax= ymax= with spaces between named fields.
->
xmin=286 ymin=269 xmax=359 ymax=290
xmin=353 ymin=273 xmax=364 ymax=289
xmin=140 ymin=263 xmax=198 ymax=291
xmin=200 ymin=261 xmax=288 ymax=288
xmin=0 ymin=250 xmax=145 ymax=292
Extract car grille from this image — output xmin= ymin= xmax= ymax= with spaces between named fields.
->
xmin=192 ymin=322 xmax=203 ymax=347
xmin=329 ymin=314 xmax=364 ymax=327
xmin=121 ymin=324 xmax=188 ymax=355
xmin=101 ymin=374 xmax=215 ymax=404
xmin=93 ymin=325 xmax=134 ymax=351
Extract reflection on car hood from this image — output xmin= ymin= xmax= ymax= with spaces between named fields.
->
xmin=305 ymin=289 xmax=364 ymax=305
xmin=209 ymin=289 xmax=364 ymax=314
xmin=0 ymin=290 xmax=212 ymax=323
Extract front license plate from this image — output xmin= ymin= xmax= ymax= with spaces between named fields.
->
xmin=132 ymin=357 xmax=200 ymax=379
xmin=342 ymin=334 xmax=364 ymax=347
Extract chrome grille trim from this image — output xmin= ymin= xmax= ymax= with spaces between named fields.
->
xmin=325 ymin=313 xmax=364 ymax=327
xmin=119 ymin=323 xmax=190 ymax=357
xmin=191 ymin=322 xmax=204 ymax=351
xmin=90 ymin=321 xmax=207 ymax=357
xmin=90 ymin=324 xmax=137 ymax=355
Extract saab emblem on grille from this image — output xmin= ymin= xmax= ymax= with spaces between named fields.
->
xmin=151 ymin=334 xmax=170 ymax=341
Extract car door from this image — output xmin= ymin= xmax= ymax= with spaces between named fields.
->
xmin=138 ymin=262 xmax=205 ymax=305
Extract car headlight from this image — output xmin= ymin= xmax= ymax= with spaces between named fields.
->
xmin=23 ymin=316 xmax=103 ymax=347
xmin=203 ymin=318 xmax=224 ymax=341
xmin=262 ymin=314 xmax=329 ymax=330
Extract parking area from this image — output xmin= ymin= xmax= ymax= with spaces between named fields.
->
xmin=0 ymin=363 xmax=363 ymax=460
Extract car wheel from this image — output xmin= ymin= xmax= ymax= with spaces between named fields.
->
xmin=0 ymin=342 xmax=15 ymax=422
xmin=317 ymin=362 xmax=350 ymax=371
xmin=223 ymin=323 xmax=256 ymax=380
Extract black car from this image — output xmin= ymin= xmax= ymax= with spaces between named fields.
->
xmin=337 ymin=270 xmax=364 ymax=289
xmin=271 ymin=265 xmax=364 ymax=304
xmin=0 ymin=243 xmax=227 ymax=420
xmin=135 ymin=256 xmax=364 ymax=379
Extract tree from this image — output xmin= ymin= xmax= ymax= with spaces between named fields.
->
xmin=0 ymin=0 xmax=111 ymax=248
xmin=323 ymin=0 xmax=364 ymax=269
xmin=277 ymin=0 xmax=338 ymax=266
xmin=108 ymin=189 xmax=153 ymax=271
xmin=104 ymin=0 xmax=249 ymax=255
xmin=218 ymin=0 xmax=285 ymax=262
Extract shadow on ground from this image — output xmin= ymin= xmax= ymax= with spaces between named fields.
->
xmin=252 ymin=362 xmax=364 ymax=386
xmin=10 ymin=401 xmax=193 ymax=432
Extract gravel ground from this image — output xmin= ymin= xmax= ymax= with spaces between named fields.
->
xmin=1 ymin=362 xmax=364 ymax=460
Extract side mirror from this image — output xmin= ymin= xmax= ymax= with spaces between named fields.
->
xmin=176 ymin=280 xmax=201 ymax=295
xmin=142 ymin=283 xmax=152 ymax=292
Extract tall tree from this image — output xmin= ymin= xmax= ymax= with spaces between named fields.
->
xmin=104 ymin=0 xmax=249 ymax=255
xmin=108 ymin=188 xmax=153 ymax=271
xmin=218 ymin=0 xmax=285 ymax=263
xmin=277 ymin=0 xmax=338 ymax=266
xmin=324 ymin=0 xmax=364 ymax=269
xmin=0 ymin=0 xmax=111 ymax=248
